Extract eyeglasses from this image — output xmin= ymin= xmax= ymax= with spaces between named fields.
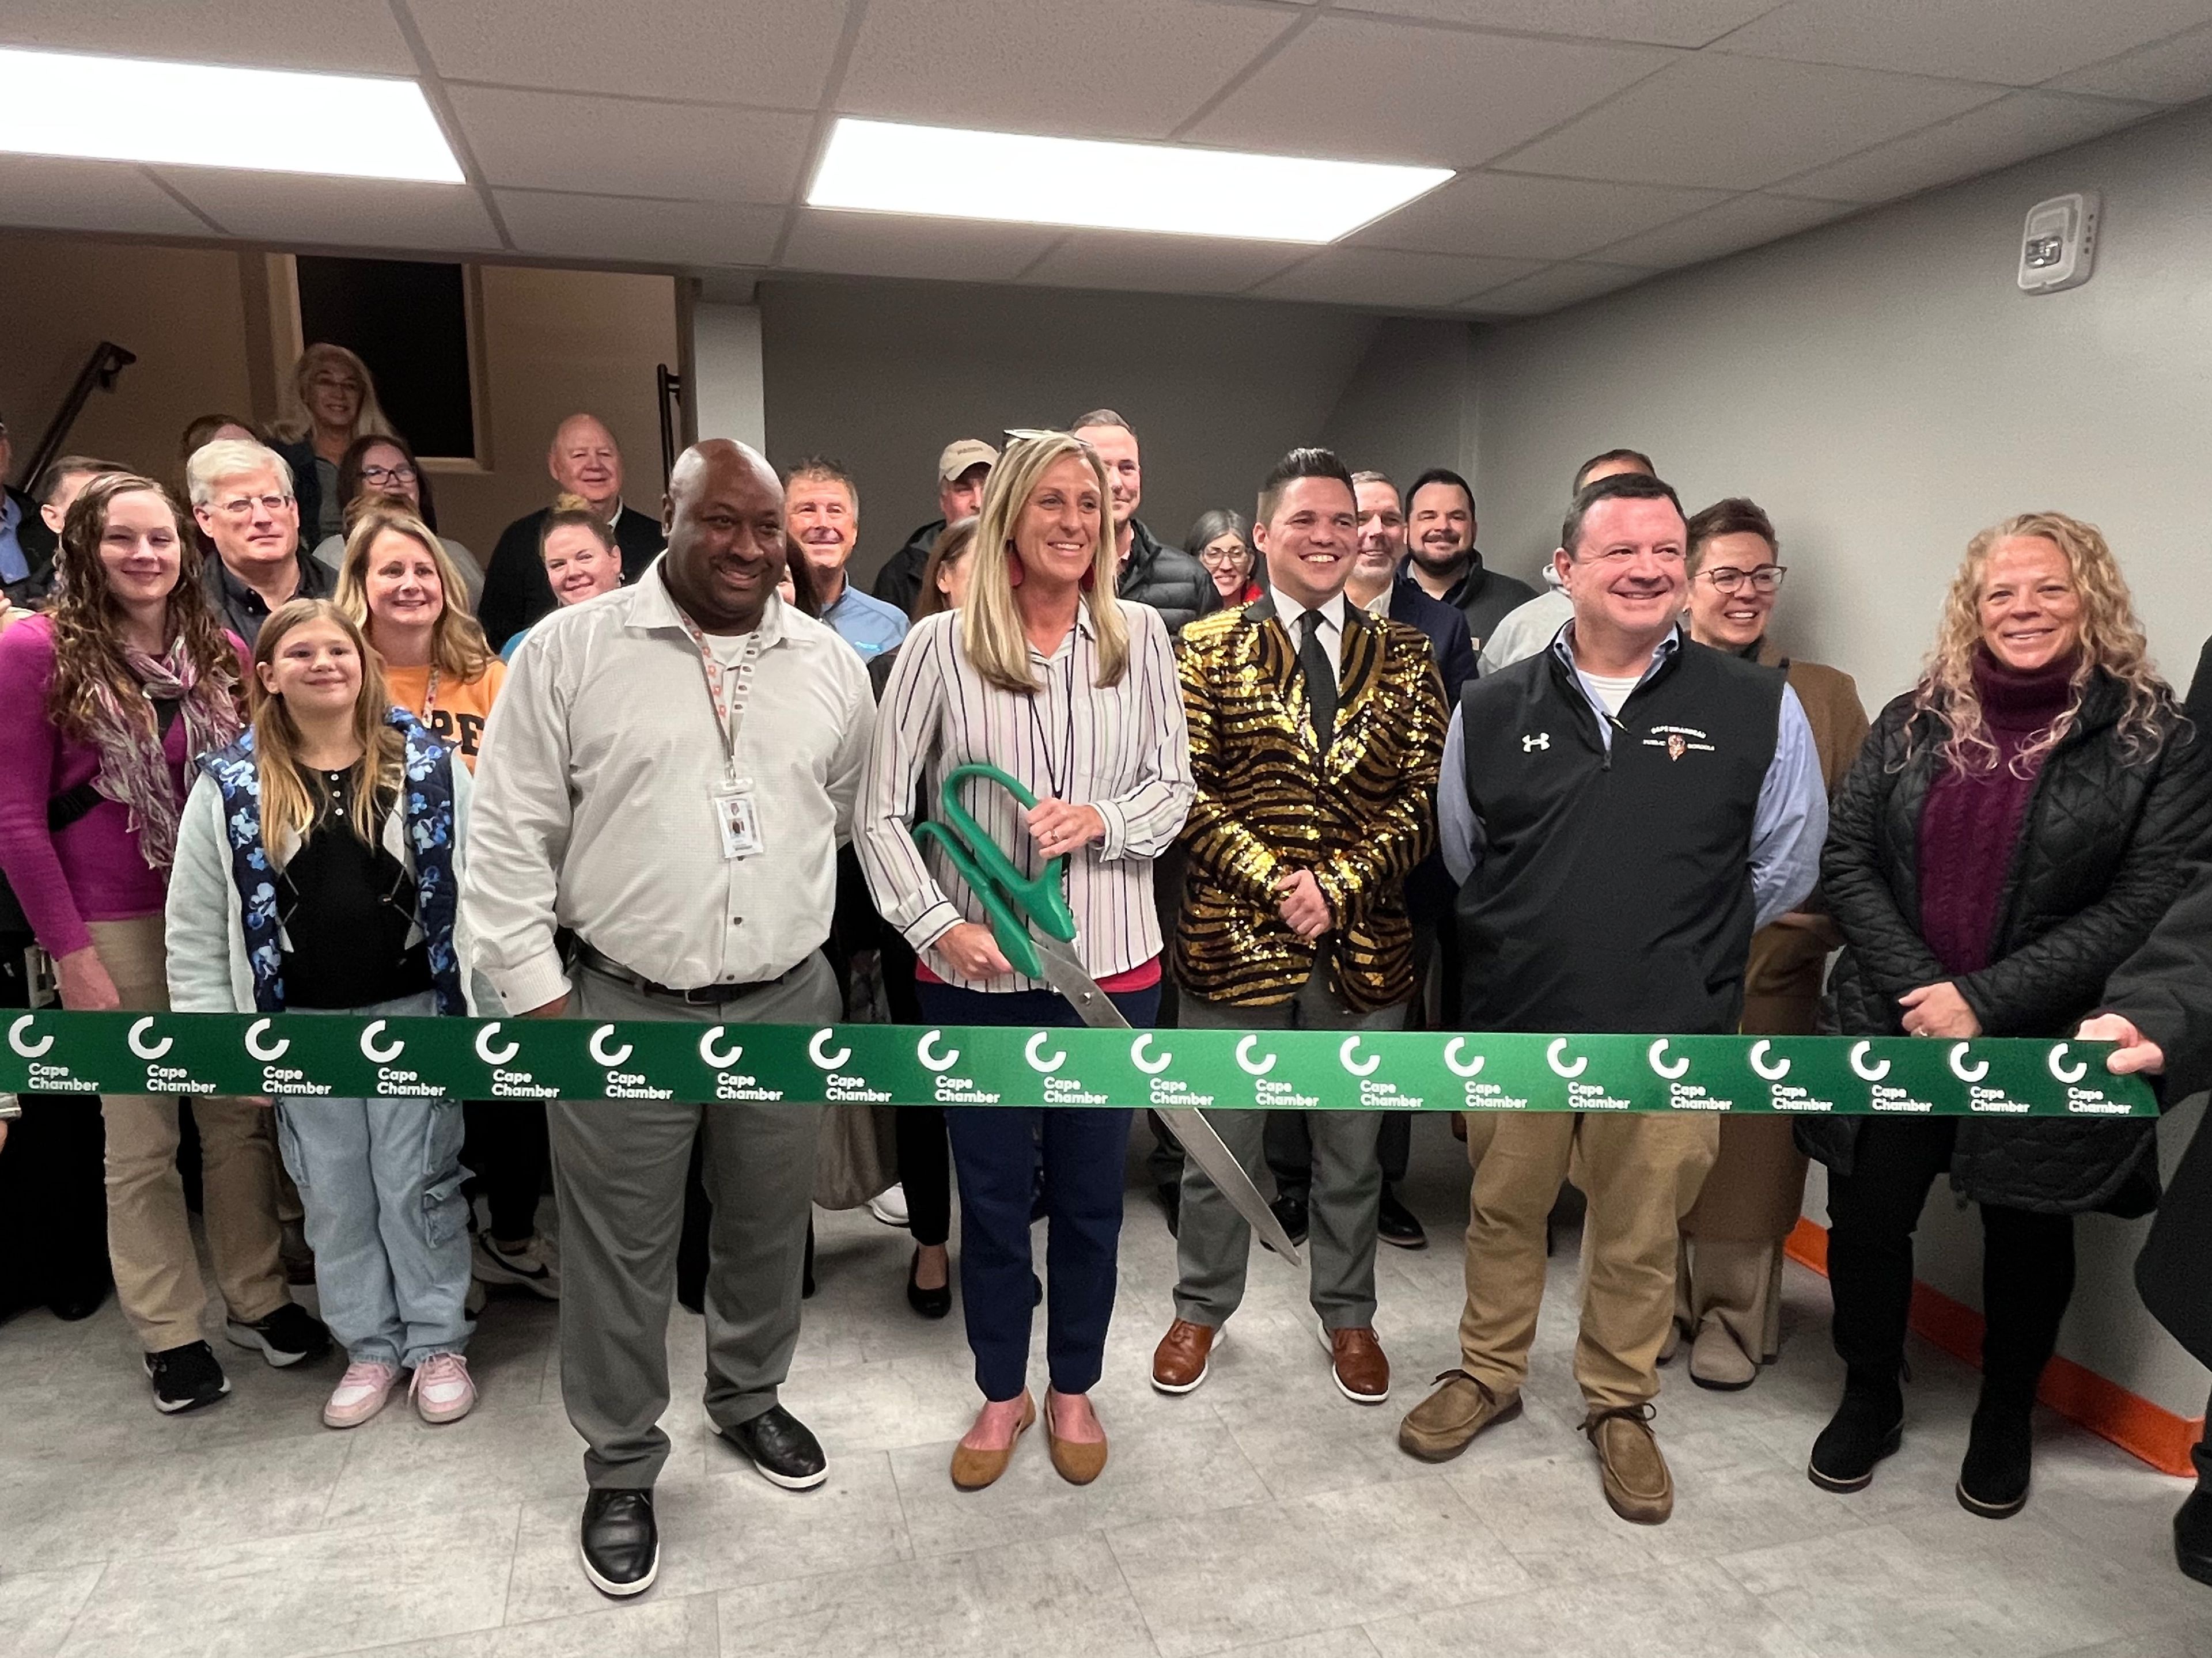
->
xmin=1198 ymin=545 xmax=1250 ymax=568
xmin=1700 ymin=564 xmax=1788 ymax=595
xmin=361 ymin=463 xmax=417 ymax=486
xmin=213 ymin=493 xmax=294 ymax=519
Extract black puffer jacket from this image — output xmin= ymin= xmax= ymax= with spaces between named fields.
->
xmin=1117 ymin=518 xmax=1215 ymax=638
xmin=1800 ymin=670 xmax=2212 ymax=1215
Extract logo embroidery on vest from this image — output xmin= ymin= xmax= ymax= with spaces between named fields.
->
xmin=1666 ymin=734 xmax=1687 ymax=761
xmin=1521 ymin=732 xmax=1550 ymax=752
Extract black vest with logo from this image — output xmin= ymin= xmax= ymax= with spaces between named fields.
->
xmin=1455 ymin=632 xmax=1786 ymax=1035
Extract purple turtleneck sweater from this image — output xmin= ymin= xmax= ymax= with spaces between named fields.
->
xmin=1916 ymin=650 xmax=2078 ymax=976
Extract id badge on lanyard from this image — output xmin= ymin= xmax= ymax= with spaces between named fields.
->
xmin=683 ymin=619 xmax=767 ymax=861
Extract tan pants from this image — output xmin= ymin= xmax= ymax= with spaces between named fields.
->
xmin=1456 ymin=1111 xmax=1718 ymax=1411
xmin=86 ymin=916 xmax=287 ymax=1352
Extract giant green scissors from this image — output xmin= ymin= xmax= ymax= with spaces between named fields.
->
xmin=915 ymin=762 xmax=1303 ymax=1264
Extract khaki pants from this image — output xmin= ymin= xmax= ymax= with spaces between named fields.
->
xmin=1456 ymin=1110 xmax=1718 ymax=1411
xmin=87 ymin=916 xmax=287 ymax=1353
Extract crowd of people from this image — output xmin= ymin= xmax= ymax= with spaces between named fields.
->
xmin=1 ymin=342 xmax=2210 ymax=1603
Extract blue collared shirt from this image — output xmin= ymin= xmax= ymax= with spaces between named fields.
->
xmin=820 ymin=580 xmax=910 ymax=661
xmin=0 ymin=492 xmax=28 ymax=585
xmin=1438 ymin=622 xmax=1826 ymax=929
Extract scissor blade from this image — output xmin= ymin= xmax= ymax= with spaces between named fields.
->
xmin=1031 ymin=942 xmax=1304 ymax=1267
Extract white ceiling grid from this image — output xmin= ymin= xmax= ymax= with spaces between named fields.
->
xmin=0 ymin=0 xmax=2203 ymax=318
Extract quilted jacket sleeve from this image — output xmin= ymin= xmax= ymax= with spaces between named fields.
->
xmin=1822 ymin=698 xmax=1949 ymax=1009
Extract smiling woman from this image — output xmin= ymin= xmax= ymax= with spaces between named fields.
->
xmin=335 ymin=509 xmax=503 ymax=774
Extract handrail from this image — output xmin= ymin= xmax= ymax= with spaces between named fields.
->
xmin=656 ymin=363 xmax=684 ymax=491
xmin=20 ymin=341 xmax=135 ymax=491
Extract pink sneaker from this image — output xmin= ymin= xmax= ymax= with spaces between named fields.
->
xmin=323 ymin=1361 xmax=399 ymax=1429
xmin=410 ymin=1353 xmax=476 ymax=1425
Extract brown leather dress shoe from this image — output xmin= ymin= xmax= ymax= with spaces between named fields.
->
xmin=949 ymin=1393 xmax=1035 ymax=1492
xmin=1584 ymin=1405 xmax=1673 ymax=1524
xmin=1321 ymin=1325 xmax=1389 ymax=1404
xmin=1151 ymin=1319 xmax=1222 ymax=1395
xmin=1044 ymin=1392 xmax=1108 ymax=1485
xmin=1398 ymin=1369 xmax=1521 ymax=1462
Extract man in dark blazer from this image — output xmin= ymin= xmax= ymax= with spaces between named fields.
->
xmin=477 ymin=413 xmax=664 ymax=648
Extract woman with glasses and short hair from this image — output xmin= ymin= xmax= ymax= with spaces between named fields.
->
xmin=1186 ymin=509 xmax=1260 ymax=606
xmin=312 ymin=435 xmax=482 ymax=609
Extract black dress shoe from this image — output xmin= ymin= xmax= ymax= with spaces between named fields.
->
xmin=906 ymin=1249 xmax=951 ymax=1319
xmin=1266 ymin=1192 xmax=1309 ymax=1251
xmin=1808 ymin=1376 xmax=1904 ymax=1493
xmin=1377 ymin=1185 xmax=1427 ymax=1250
xmin=1957 ymin=1395 xmax=2034 ymax=1519
xmin=2173 ymin=1441 xmax=2212 ymax=1585
xmin=720 ymin=1404 xmax=828 ymax=1489
xmin=580 ymin=1489 xmax=658 ymax=1598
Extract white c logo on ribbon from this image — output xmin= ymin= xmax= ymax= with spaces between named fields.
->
xmin=699 ymin=1027 xmax=744 ymax=1068
xmin=1546 ymin=1038 xmax=1587 ymax=1079
xmin=475 ymin=1023 xmax=520 ymax=1065
xmin=1339 ymin=1036 xmax=1380 ymax=1077
xmin=1236 ymin=1035 xmax=1277 ymax=1076
xmin=246 ymin=1018 xmax=290 ymax=1062
xmin=127 ymin=1017 xmax=173 ymax=1061
xmin=359 ymin=1020 xmax=403 ymax=1063
xmin=1130 ymin=1034 xmax=1172 ymax=1075
xmin=917 ymin=1030 xmax=959 ymax=1072
xmin=1647 ymin=1038 xmax=1688 ymax=1080
xmin=589 ymin=1025 xmax=633 ymax=1067
xmin=1443 ymin=1038 xmax=1484 ymax=1077
xmin=809 ymin=1028 xmax=850 ymax=1069
xmin=2047 ymin=1043 xmax=2088 ymax=1084
xmin=8 ymin=1015 xmax=51 ymax=1058
xmin=1025 ymin=1033 xmax=1067 ymax=1074
xmin=1949 ymin=1041 xmax=1989 ymax=1083
xmin=1748 ymin=1039 xmax=1791 ymax=1082
xmin=1850 ymin=1041 xmax=1891 ymax=1082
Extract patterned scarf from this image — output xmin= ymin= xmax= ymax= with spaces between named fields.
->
xmin=85 ymin=640 xmax=243 ymax=872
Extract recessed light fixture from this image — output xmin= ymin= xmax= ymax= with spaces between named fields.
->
xmin=0 ymin=47 xmax=463 ymax=183
xmin=808 ymin=117 xmax=1450 ymax=244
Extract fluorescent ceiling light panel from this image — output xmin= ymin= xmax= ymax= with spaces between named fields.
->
xmin=808 ymin=118 xmax=1450 ymax=244
xmin=0 ymin=48 xmax=463 ymax=183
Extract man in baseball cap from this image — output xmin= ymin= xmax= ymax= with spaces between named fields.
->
xmin=870 ymin=439 xmax=997 ymax=616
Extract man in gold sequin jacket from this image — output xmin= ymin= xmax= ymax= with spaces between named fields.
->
xmin=1149 ymin=448 xmax=1448 ymax=1410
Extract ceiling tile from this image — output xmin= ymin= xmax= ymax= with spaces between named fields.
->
xmin=496 ymin=191 xmax=784 ymax=267
xmin=0 ymin=1 xmax=414 ymax=74
xmin=156 ymin=172 xmax=502 ymax=252
xmin=1184 ymin=15 xmax=1676 ymax=168
xmin=1020 ymin=232 xmax=1309 ymax=295
xmin=1499 ymin=54 xmax=2000 ymax=189
xmin=1713 ymin=0 xmax=2212 ymax=86
xmin=1585 ymin=191 xmax=1854 ymax=265
xmin=2049 ymin=21 xmax=2212 ymax=103
xmin=408 ymin=0 xmax=844 ymax=106
xmin=779 ymin=210 xmax=1062 ymax=284
xmin=446 ymin=86 xmax=812 ymax=204
xmin=838 ymin=0 xmax=1295 ymax=140
xmin=0 ymin=157 xmax=214 ymax=237
xmin=1464 ymin=260 xmax=1654 ymax=315
xmin=1332 ymin=0 xmax=1778 ymax=50
xmin=1253 ymin=246 xmax=1544 ymax=309
xmin=1355 ymin=170 xmax=1728 ymax=260
xmin=1778 ymin=90 xmax=2162 ymax=204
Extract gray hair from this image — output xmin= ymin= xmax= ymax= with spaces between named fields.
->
xmin=186 ymin=438 xmax=294 ymax=508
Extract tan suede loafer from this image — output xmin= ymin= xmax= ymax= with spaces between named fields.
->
xmin=1584 ymin=1405 xmax=1673 ymax=1524
xmin=1397 ymin=1369 xmax=1522 ymax=1462
xmin=949 ymin=1393 xmax=1035 ymax=1492
xmin=1044 ymin=1393 xmax=1108 ymax=1485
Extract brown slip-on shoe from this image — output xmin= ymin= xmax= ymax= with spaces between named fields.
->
xmin=1151 ymin=1319 xmax=1222 ymax=1395
xmin=1319 ymin=1324 xmax=1389 ymax=1404
xmin=1044 ymin=1392 xmax=1108 ymax=1485
xmin=949 ymin=1393 xmax=1035 ymax=1492
xmin=1584 ymin=1405 xmax=1673 ymax=1524
xmin=1397 ymin=1369 xmax=1522 ymax=1462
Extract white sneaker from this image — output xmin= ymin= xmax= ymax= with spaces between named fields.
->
xmin=324 ymin=1360 xmax=399 ymax=1429
xmin=410 ymin=1352 xmax=476 ymax=1424
xmin=473 ymin=1232 xmax=560 ymax=1300
xmin=868 ymin=1183 xmax=911 ymax=1228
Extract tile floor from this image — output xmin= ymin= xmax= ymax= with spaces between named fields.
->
xmin=2 ymin=1116 xmax=2206 ymax=1658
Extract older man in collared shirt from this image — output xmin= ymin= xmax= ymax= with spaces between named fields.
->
xmin=464 ymin=438 xmax=873 ymax=1600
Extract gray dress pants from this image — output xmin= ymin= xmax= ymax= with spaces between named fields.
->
xmin=1173 ymin=970 xmax=1403 ymax=1331
xmin=550 ymin=951 xmax=836 ymax=1490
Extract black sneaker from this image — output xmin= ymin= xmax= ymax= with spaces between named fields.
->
xmin=717 ymin=1404 xmax=828 ymax=1490
xmin=145 ymin=1340 xmax=231 ymax=1413
xmin=1377 ymin=1185 xmax=1427 ymax=1250
xmin=580 ymin=1488 xmax=658 ymax=1598
xmin=1266 ymin=1191 xmax=1309 ymax=1251
xmin=225 ymin=1302 xmax=331 ymax=1368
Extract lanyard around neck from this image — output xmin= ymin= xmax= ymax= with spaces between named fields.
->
xmin=673 ymin=610 xmax=762 ymax=780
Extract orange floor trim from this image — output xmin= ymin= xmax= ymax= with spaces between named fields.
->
xmin=1781 ymin=1217 xmax=2202 ymax=1477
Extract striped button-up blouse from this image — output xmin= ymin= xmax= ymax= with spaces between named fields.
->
xmin=855 ymin=601 xmax=1195 ymax=994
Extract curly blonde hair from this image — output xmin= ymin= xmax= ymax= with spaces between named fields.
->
xmin=1907 ymin=511 xmax=2169 ymax=775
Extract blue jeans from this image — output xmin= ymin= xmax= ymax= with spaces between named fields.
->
xmin=918 ymin=978 xmax=1158 ymax=1402
xmin=274 ymin=993 xmax=474 ymax=1369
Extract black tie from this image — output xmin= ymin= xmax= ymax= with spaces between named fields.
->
xmin=1298 ymin=609 xmax=1336 ymax=754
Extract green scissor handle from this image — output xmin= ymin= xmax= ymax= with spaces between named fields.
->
xmin=910 ymin=762 xmax=1078 ymax=981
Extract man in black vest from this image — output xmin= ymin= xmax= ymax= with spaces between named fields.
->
xmin=1397 ymin=471 xmax=1826 ymax=1525
xmin=478 ymin=414 xmax=666 ymax=649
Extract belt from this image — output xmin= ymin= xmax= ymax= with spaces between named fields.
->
xmin=573 ymin=941 xmax=793 ymax=1007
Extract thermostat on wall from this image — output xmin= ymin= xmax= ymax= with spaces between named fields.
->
xmin=2018 ymin=192 xmax=2098 ymax=294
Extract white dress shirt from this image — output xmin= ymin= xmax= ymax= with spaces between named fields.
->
xmin=1277 ymin=591 xmax=1349 ymax=669
xmin=461 ymin=559 xmax=874 ymax=1012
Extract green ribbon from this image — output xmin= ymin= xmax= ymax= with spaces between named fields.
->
xmin=0 ymin=1012 xmax=2154 ymax=1117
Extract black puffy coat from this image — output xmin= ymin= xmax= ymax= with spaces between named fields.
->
xmin=1116 ymin=519 xmax=1215 ymax=638
xmin=1800 ymin=670 xmax=2212 ymax=1216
